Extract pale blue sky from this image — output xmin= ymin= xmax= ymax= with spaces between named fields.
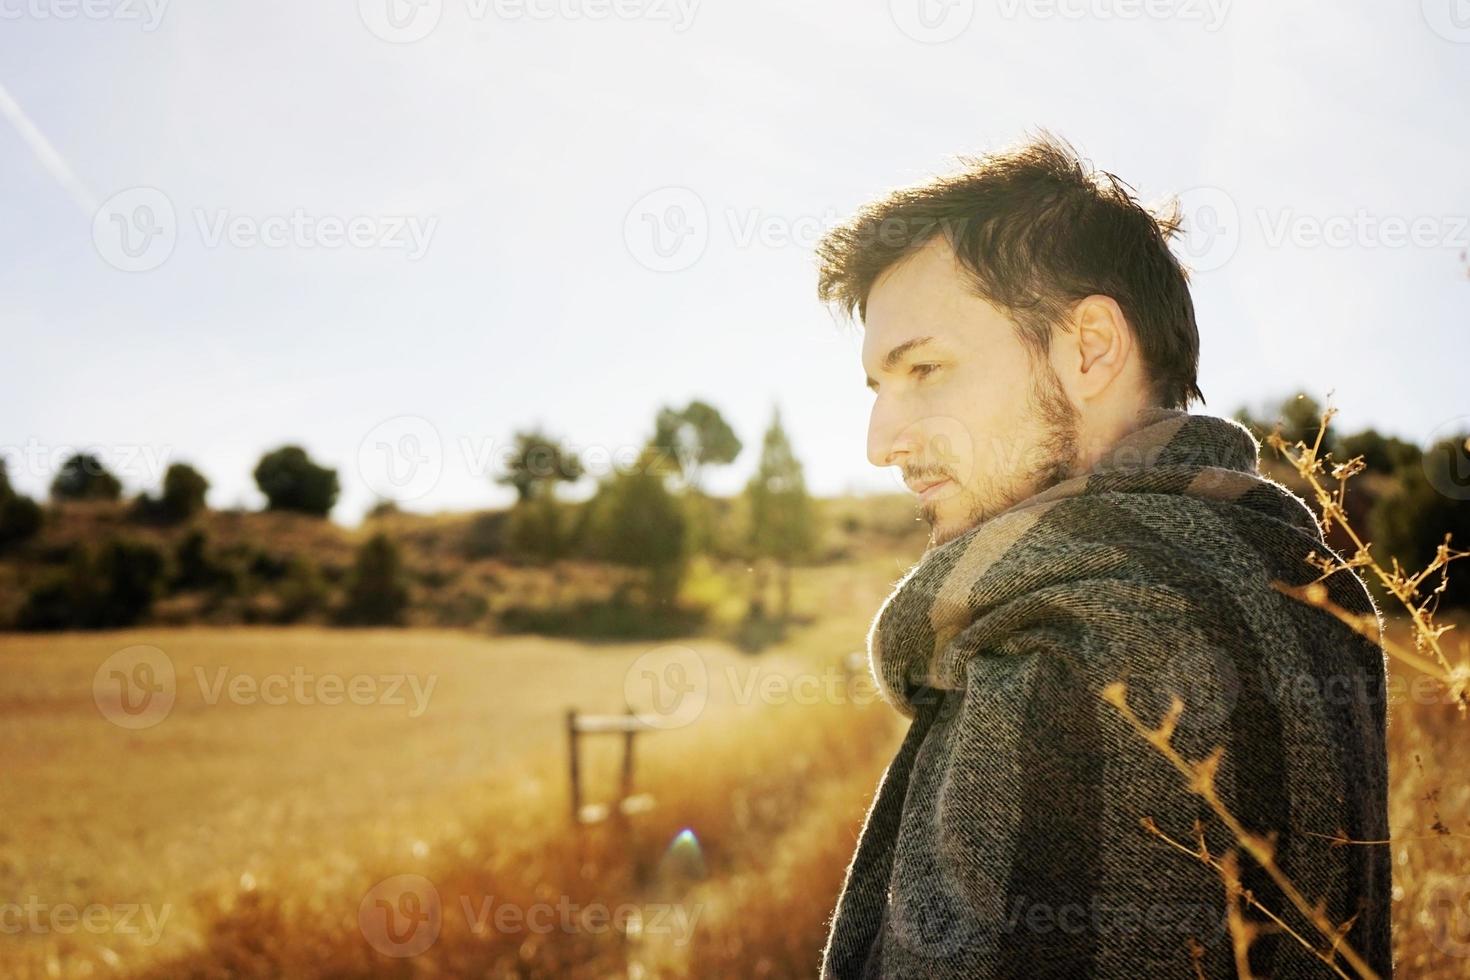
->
xmin=3 ymin=0 xmax=1467 ymax=523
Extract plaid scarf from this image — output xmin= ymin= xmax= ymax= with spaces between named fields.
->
xmin=821 ymin=408 xmax=1392 ymax=978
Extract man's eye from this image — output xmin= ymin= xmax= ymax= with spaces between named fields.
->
xmin=912 ymin=363 xmax=940 ymax=380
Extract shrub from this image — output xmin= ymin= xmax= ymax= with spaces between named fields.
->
xmin=583 ymin=463 xmax=689 ymax=607
xmin=17 ymin=538 xmax=167 ymax=630
xmin=170 ymin=530 xmax=241 ymax=595
xmin=273 ymin=556 xmax=330 ymax=623
xmin=338 ymin=533 xmax=409 ymax=625
xmin=0 ymin=462 xmax=43 ymax=551
xmin=461 ymin=511 xmax=507 ymax=559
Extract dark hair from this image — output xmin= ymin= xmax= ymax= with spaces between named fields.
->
xmin=815 ymin=129 xmax=1206 ymax=410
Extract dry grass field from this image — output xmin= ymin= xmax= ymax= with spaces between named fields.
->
xmin=0 ymin=560 xmax=908 ymax=978
xmin=1 ymin=561 xmax=1467 ymax=977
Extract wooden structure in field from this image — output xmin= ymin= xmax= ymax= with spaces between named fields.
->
xmin=564 ymin=706 xmax=658 ymax=825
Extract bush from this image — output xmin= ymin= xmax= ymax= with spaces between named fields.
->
xmin=338 ymin=533 xmax=409 ymax=625
xmin=253 ymin=446 xmax=339 ymax=517
xmin=170 ymin=530 xmax=241 ymax=595
xmin=461 ymin=511 xmax=507 ymax=559
xmin=17 ymin=538 xmax=167 ymax=630
xmin=0 ymin=462 xmax=43 ymax=552
xmin=273 ymin=556 xmax=330 ymax=623
xmin=583 ymin=465 xmax=690 ymax=607
xmin=50 ymin=452 xmax=122 ymax=501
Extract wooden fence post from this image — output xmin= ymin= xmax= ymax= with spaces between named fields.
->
xmin=566 ymin=707 xmax=581 ymax=823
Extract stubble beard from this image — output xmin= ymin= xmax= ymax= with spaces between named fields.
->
xmin=924 ymin=360 xmax=1081 ymax=549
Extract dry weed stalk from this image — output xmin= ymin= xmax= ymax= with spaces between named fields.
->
xmin=1262 ymin=403 xmax=1470 ymax=709
xmin=1100 ymin=401 xmax=1470 ymax=977
xmin=1101 ymin=686 xmax=1380 ymax=979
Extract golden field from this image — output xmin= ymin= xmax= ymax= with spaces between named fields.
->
xmin=1 ymin=567 xmax=1467 ymax=978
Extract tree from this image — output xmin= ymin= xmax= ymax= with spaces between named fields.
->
xmin=743 ymin=405 xmax=818 ymax=623
xmin=338 ymin=533 xmax=410 ymax=625
xmin=495 ymin=429 xmax=584 ymax=504
xmin=650 ymin=400 xmax=742 ymax=553
xmin=496 ymin=429 xmax=583 ymax=560
xmin=1338 ymin=428 xmax=1422 ymax=476
xmin=161 ymin=462 xmax=210 ymax=521
xmin=50 ymin=452 xmax=122 ymax=501
xmin=1369 ymin=433 xmax=1470 ymax=610
xmin=650 ymin=400 xmax=743 ymax=492
xmin=1233 ymin=392 xmax=1342 ymax=459
xmin=253 ymin=446 xmax=339 ymax=516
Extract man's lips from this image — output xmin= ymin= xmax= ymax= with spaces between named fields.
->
xmin=908 ymin=477 xmax=952 ymax=501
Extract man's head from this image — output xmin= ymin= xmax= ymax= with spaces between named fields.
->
xmin=817 ymin=131 xmax=1205 ymax=548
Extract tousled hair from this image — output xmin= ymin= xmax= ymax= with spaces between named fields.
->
xmin=816 ymin=129 xmax=1206 ymax=410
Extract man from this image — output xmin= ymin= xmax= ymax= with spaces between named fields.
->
xmin=816 ymin=132 xmax=1392 ymax=978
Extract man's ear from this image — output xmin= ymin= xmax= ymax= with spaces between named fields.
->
xmin=1059 ymin=294 xmax=1131 ymax=402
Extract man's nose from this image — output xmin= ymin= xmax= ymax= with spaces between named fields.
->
xmin=867 ymin=400 xmax=920 ymax=470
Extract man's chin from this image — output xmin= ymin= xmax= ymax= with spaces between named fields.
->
xmin=924 ymin=509 xmax=977 ymax=549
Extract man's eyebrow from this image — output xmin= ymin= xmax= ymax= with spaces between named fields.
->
xmin=865 ymin=336 xmax=936 ymax=391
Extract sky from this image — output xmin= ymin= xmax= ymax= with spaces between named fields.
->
xmin=2 ymin=0 xmax=1467 ymax=524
